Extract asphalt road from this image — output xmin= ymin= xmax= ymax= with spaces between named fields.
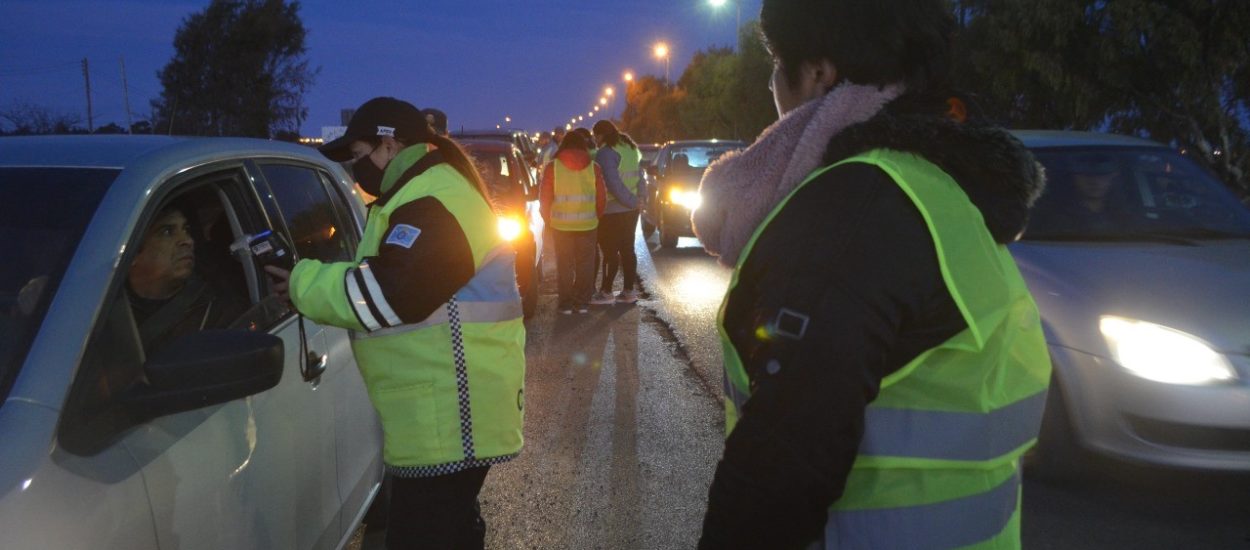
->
xmin=366 ymin=228 xmax=1250 ymax=549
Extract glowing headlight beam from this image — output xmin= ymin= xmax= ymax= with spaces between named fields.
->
xmin=1099 ymin=316 xmax=1237 ymax=385
xmin=497 ymin=217 xmax=524 ymax=242
xmin=668 ymin=188 xmax=703 ymax=210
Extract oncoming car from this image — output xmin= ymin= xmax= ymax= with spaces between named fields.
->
xmin=641 ymin=139 xmax=745 ymax=248
xmin=1011 ymin=131 xmax=1250 ymax=475
xmin=0 ymin=135 xmax=384 ymax=549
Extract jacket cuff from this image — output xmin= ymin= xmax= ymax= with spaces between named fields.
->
xmin=290 ymin=259 xmax=366 ymax=332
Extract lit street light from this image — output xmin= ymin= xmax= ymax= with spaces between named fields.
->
xmin=654 ymin=42 xmax=671 ymax=82
xmin=623 ymin=71 xmax=634 ymax=83
xmin=708 ymin=0 xmax=741 ymax=51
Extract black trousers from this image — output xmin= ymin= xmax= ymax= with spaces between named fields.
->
xmin=386 ymin=466 xmax=490 ymax=550
xmin=597 ymin=211 xmax=640 ymax=292
xmin=552 ymin=228 xmax=598 ymax=308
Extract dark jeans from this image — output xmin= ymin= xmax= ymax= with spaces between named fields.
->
xmin=597 ymin=211 xmax=640 ymax=292
xmin=552 ymin=228 xmax=597 ymax=308
xmin=385 ymin=466 xmax=490 ymax=550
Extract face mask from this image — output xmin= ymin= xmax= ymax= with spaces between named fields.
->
xmin=352 ymin=148 xmax=385 ymax=196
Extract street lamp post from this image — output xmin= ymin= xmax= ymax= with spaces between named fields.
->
xmin=654 ymin=42 xmax=670 ymax=83
xmin=621 ymin=72 xmax=635 ymax=121
xmin=708 ymin=0 xmax=741 ymax=52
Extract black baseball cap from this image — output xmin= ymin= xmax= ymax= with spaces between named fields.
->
xmin=319 ymin=97 xmax=428 ymax=162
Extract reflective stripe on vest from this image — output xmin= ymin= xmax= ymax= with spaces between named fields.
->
xmin=352 ymin=245 xmax=523 ymax=341
xmin=822 ymin=471 xmax=1020 ymax=550
xmin=551 ymin=159 xmax=598 ymax=230
xmin=859 ymin=390 xmax=1047 ymax=462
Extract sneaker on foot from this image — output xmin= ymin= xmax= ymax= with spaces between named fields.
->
xmin=615 ymin=290 xmax=639 ymax=304
xmin=589 ymin=291 xmax=615 ymax=305
xmin=576 ymin=305 xmax=590 ymax=314
xmin=559 ymin=306 xmax=573 ymax=315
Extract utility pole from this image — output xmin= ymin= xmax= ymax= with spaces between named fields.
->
xmin=120 ymin=56 xmax=133 ymax=134
xmin=81 ymin=58 xmax=94 ymax=133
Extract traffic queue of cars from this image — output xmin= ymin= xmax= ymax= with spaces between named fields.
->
xmin=0 ymin=135 xmax=384 ymax=549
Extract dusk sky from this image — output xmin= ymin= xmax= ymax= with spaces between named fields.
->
xmin=0 ymin=0 xmax=763 ymax=136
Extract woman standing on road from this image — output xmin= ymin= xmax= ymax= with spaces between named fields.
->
xmin=267 ymin=97 xmax=526 ymax=550
xmin=540 ymin=129 xmax=606 ymax=314
xmin=693 ymin=0 xmax=1050 ymax=547
xmin=589 ymin=120 xmax=646 ymax=305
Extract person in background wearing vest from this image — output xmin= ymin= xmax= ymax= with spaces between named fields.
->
xmin=266 ymin=97 xmax=526 ymax=550
xmin=589 ymin=120 xmax=646 ymax=305
xmin=539 ymin=130 xmax=606 ymax=314
xmin=541 ymin=126 xmax=565 ymax=166
xmin=692 ymin=1 xmax=1050 ymax=548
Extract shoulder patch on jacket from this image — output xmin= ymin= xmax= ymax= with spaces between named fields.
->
xmin=385 ymin=224 xmax=422 ymax=248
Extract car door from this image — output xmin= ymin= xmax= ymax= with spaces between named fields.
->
xmin=251 ymin=161 xmax=381 ymax=538
xmin=246 ymin=161 xmax=377 ymax=540
xmin=115 ymin=164 xmax=342 ymax=550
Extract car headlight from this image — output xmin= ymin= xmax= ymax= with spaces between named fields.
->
xmin=1099 ymin=316 xmax=1237 ymax=385
xmin=497 ymin=216 xmax=524 ymax=242
xmin=668 ymin=188 xmax=703 ymax=210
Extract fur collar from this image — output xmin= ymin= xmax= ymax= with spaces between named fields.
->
xmin=822 ymin=94 xmax=1046 ymax=243
xmin=694 ymin=83 xmax=904 ymax=267
xmin=694 ymin=89 xmax=1046 ymax=267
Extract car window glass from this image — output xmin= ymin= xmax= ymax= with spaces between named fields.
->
xmin=261 ymin=164 xmax=353 ymax=263
xmin=1024 ymin=148 xmax=1250 ymax=240
xmin=0 ymin=168 xmax=115 ymax=402
xmin=62 ymin=178 xmax=254 ymax=453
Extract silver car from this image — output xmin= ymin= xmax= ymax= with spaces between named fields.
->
xmin=0 ymin=136 xmax=383 ymax=549
xmin=1012 ymin=131 xmax=1250 ymax=474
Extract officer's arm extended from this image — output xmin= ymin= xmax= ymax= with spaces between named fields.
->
xmin=288 ymin=197 xmax=476 ymax=331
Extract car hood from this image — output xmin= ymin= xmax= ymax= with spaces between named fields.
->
xmin=1011 ymin=239 xmax=1250 ymax=355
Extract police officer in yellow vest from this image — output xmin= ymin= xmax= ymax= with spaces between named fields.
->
xmin=691 ymin=2 xmax=1050 ymax=548
xmin=267 ymin=97 xmax=525 ymax=550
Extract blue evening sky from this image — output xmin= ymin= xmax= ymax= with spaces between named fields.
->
xmin=0 ymin=0 xmax=763 ymax=136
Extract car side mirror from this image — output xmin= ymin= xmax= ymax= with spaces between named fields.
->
xmin=125 ymin=329 xmax=284 ymax=420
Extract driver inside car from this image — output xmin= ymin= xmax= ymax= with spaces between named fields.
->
xmin=126 ymin=203 xmax=246 ymax=353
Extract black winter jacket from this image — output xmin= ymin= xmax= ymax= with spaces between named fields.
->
xmin=698 ymin=95 xmax=1045 ymax=549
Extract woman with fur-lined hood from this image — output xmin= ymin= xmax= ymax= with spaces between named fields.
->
xmin=694 ymin=1 xmax=1050 ymax=548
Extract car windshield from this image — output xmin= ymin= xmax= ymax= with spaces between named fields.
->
xmin=667 ymin=144 xmax=739 ymax=171
xmin=0 ymin=167 xmax=115 ymax=400
xmin=1023 ymin=147 xmax=1250 ymax=241
xmin=464 ymin=144 xmax=526 ymax=209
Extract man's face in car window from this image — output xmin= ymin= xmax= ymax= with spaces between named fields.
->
xmin=129 ymin=208 xmax=195 ymax=299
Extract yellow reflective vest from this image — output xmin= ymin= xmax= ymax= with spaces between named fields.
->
xmin=719 ymin=149 xmax=1051 ymax=549
xmin=612 ymin=143 xmax=643 ymax=198
xmin=550 ymin=158 xmax=599 ymax=231
xmin=290 ymin=144 xmax=526 ymax=475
